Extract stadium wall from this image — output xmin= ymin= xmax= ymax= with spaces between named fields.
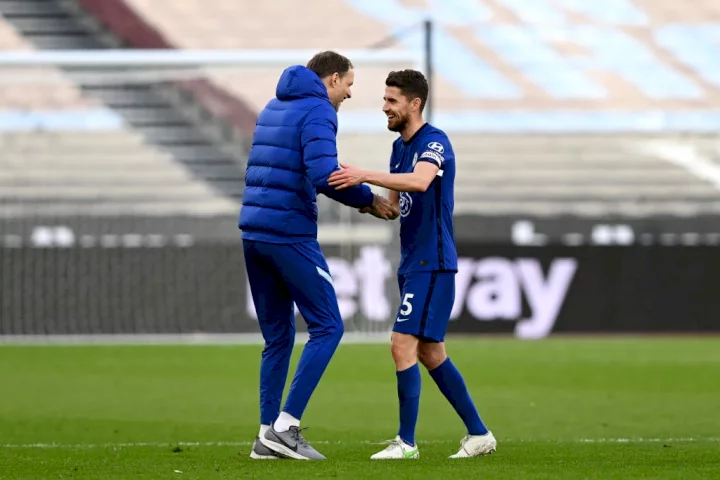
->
xmin=3 ymin=242 xmax=720 ymax=339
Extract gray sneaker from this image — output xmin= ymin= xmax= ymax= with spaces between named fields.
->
xmin=260 ymin=426 xmax=326 ymax=460
xmin=249 ymin=436 xmax=283 ymax=460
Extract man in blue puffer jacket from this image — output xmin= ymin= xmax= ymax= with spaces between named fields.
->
xmin=239 ymin=51 xmax=398 ymax=461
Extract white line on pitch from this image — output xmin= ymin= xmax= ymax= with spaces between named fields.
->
xmin=1 ymin=438 xmax=718 ymax=449
xmin=0 ymin=332 xmax=392 ymax=346
xmin=0 ymin=441 xmax=255 ymax=449
xmin=576 ymin=437 xmax=719 ymax=443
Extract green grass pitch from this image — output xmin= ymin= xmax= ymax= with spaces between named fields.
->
xmin=1 ymin=337 xmax=719 ymax=479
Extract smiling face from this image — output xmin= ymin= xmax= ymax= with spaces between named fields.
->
xmin=382 ymin=70 xmax=428 ymax=134
xmin=327 ymin=69 xmax=354 ymax=112
xmin=383 ymin=86 xmax=416 ymax=132
xmin=306 ymin=51 xmax=354 ymax=112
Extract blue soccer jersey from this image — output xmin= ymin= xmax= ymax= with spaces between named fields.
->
xmin=389 ymin=123 xmax=458 ymax=275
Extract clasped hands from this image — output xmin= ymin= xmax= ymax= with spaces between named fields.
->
xmin=362 ymin=194 xmax=399 ymax=221
xmin=328 ymin=164 xmax=399 ymax=221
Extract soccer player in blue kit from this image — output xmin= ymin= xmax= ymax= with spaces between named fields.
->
xmin=328 ymin=70 xmax=497 ymax=459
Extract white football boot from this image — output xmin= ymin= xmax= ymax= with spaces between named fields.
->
xmin=449 ymin=431 xmax=497 ymax=458
xmin=370 ymin=436 xmax=419 ymax=460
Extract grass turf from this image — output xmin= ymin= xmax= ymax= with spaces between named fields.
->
xmin=0 ymin=337 xmax=719 ymax=479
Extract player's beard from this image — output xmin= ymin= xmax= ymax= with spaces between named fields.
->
xmin=387 ymin=112 xmax=409 ymax=132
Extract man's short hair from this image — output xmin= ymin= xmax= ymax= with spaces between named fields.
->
xmin=307 ymin=51 xmax=354 ymax=79
xmin=385 ymin=70 xmax=429 ymax=112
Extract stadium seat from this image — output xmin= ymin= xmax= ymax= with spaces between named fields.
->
xmin=0 ymin=16 xmax=239 ymax=218
xmin=112 ymin=0 xmax=720 ymax=217
xmin=3 ymin=0 xmax=720 ymax=220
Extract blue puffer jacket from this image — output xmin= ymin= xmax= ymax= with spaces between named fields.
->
xmin=238 ymin=65 xmax=374 ymax=243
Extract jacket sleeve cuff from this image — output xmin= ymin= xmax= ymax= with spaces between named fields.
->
xmin=319 ymin=184 xmax=374 ymax=208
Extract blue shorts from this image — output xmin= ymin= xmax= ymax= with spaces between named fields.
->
xmin=392 ymin=271 xmax=456 ymax=343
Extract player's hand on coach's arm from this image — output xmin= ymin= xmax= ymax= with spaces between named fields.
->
xmin=328 ymin=163 xmax=399 ymax=219
xmin=328 ymin=163 xmax=366 ymax=190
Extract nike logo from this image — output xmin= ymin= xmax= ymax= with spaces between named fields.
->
xmin=396 ymin=317 xmax=410 ymax=323
xmin=271 ymin=429 xmax=298 ymax=451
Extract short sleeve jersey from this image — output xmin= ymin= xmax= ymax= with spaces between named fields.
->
xmin=389 ymin=123 xmax=458 ymax=275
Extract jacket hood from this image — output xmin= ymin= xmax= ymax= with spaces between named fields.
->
xmin=276 ymin=65 xmax=330 ymax=102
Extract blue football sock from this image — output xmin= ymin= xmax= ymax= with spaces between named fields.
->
xmin=396 ymin=363 xmax=422 ymax=446
xmin=429 ymin=357 xmax=489 ymax=436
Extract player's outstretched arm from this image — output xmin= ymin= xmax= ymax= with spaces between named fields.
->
xmin=328 ymin=162 xmax=438 ymax=193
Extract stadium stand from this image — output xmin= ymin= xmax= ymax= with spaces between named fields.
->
xmin=0 ymin=18 xmax=97 ymax=111
xmin=0 ymin=1 xmax=243 ymax=226
xmin=2 ymin=0 xmax=720 ymax=238
xmin=81 ymin=0 xmax=720 ymax=219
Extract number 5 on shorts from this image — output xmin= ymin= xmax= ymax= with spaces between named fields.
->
xmin=400 ymin=293 xmax=415 ymax=316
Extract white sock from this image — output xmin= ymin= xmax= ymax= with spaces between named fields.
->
xmin=259 ymin=424 xmax=270 ymax=437
xmin=273 ymin=412 xmax=300 ymax=433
